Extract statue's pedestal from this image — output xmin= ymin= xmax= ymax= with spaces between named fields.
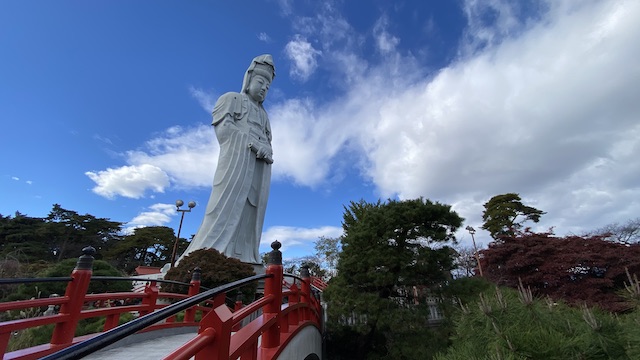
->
xmin=160 ymin=263 xmax=171 ymax=276
xmin=248 ymin=262 xmax=266 ymax=275
xmin=247 ymin=262 xmax=266 ymax=293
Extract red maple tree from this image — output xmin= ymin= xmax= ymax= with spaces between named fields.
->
xmin=480 ymin=231 xmax=640 ymax=312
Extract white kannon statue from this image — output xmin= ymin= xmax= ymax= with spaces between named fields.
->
xmin=179 ymin=54 xmax=275 ymax=265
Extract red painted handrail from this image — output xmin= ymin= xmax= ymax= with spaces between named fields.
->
xmin=1 ymin=243 xmax=323 ymax=360
xmin=160 ymin=243 xmax=324 ymax=360
xmin=311 ymin=276 xmax=328 ymax=291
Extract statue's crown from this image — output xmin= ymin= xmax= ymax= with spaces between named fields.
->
xmin=251 ymin=54 xmax=275 ymax=82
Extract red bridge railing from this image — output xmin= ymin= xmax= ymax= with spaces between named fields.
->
xmin=311 ymin=277 xmax=328 ymax=291
xmin=0 ymin=241 xmax=323 ymax=359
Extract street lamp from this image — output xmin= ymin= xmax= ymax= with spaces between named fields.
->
xmin=170 ymin=199 xmax=196 ymax=268
xmin=465 ymin=226 xmax=484 ymax=277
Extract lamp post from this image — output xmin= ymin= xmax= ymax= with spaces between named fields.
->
xmin=170 ymin=199 xmax=196 ymax=268
xmin=465 ymin=226 xmax=483 ymax=277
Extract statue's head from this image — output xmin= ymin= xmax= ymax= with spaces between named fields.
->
xmin=242 ymin=54 xmax=276 ymax=103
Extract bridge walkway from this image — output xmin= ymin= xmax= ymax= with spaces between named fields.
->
xmin=84 ymin=330 xmax=197 ymax=360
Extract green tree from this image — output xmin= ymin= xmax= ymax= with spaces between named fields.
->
xmin=324 ymin=198 xmax=463 ymax=359
xmin=282 ymin=256 xmax=327 ymax=280
xmin=1 ymin=207 xmax=122 ymax=263
xmin=163 ymin=249 xmax=256 ymax=304
xmin=436 ymin=285 xmax=638 ymax=359
xmin=481 ymin=193 xmax=545 ymax=240
xmin=314 ymin=236 xmax=341 ymax=279
xmin=0 ymin=212 xmax=50 ymax=262
xmin=44 ymin=204 xmax=123 ymax=260
xmin=106 ymin=226 xmax=176 ymax=273
xmin=5 ymin=257 xmax=131 ymax=302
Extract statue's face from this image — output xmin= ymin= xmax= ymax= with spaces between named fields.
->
xmin=247 ymin=74 xmax=270 ymax=103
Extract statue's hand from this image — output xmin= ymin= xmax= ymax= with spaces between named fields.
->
xmin=248 ymin=143 xmax=274 ymax=164
xmin=257 ymin=145 xmax=274 ymax=164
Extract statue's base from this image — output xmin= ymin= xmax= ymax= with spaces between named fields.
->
xmin=160 ymin=263 xmax=171 ymax=276
xmin=247 ymin=262 xmax=266 ymax=275
xmin=245 ymin=262 xmax=266 ymax=294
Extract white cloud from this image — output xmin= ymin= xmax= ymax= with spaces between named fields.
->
xmin=284 ymin=35 xmax=322 ymax=81
xmin=86 ymin=0 xmax=640 ymax=245
xmin=277 ymin=0 xmax=293 ymax=16
xmin=189 ymin=87 xmax=218 ymax=113
xmin=85 ymin=164 xmax=170 ymax=199
xmin=126 ymin=125 xmax=218 ymax=188
xmin=269 ymin=98 xmax=358 ymax=186
xmin=93 ymin=134 xmax=113 ymax=145
xmin=11 ymin=176 xmax=19 ymax=181
xmin=124 ymin=203 xmax=177 ymax=234
xmin=460 ymin=0 xmax=538 ymax=56
xmin=260 ymin=225 xmax=343 ymax=254
xmin=373 ymin=15 xmax=400 ymax=54
xmin=359 ymin=0 xmax=639 ymax=196
xmin=25 ymin=180 xmax=32 ymax=185
xmin=86 ymin=125 xmax=218 ymax=199
xmin=258 ymin=32 xmax=271 ymax=42
xmin=273 ymin=0 xmax=640 ymax=242
xmin=288 ymin=4 xmax=365 ymax=87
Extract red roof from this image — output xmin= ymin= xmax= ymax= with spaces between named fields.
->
xmin=135 ymin=266 xmax=162 ymax=275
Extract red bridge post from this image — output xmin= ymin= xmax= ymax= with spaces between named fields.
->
xmin=300 ymin=265 xmax=311 ymax=322
xmin=262 ymin=240 xmax=283 ymax=350
xmin=184 ymin=267 xmax=202 ymax=323
xmin=50 ymin=246 xmax=95 ymax=346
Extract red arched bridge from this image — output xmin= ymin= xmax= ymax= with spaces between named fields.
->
xmin=0 ymin=241 xmax=325 ymax=359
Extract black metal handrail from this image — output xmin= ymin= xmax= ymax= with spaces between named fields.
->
xmin=284 ymin=273 xmax=306 ymax=281
xmin=91 ymin=276 xmax=201 ymax=289
xmin=40 ymin=273 xmax=271 ymax=360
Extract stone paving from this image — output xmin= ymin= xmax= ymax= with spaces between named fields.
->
xmin=83 ymin=328 xmax=197 ymax=360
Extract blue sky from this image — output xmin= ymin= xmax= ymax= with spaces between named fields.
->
xmin=1 ymin=0 xmax=639 ymax=260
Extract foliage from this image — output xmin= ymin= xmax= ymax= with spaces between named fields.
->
xmin=0 ymin=212 xmax=51 ymax=262
xmin=4 ymin=258 xmax=131 ymax=302
xmin=325 ymin=324 xmax=387 ymax=359
xmin=7 ymin=313 xmax=135 ymax=352
xmin=439 ymin=276 xmax=495 ymax=313
xmin=282 ymin=255 xmax=327 ymax=280
xmin=480 ymin=231 xmax=640 ymax=312
xmin=314 ymin=236 xmax=341 ymax=278
xmin=0 ymin=259 xmax=51 ymax=301
xmin=584 ymin=217 xmax=640 ymax=245
xmin=106 ymin=226 xmax=178 ymax=273
xmin=325 ymin=274 xmax=491 ymax=359
xmin=324 ymin=198 xmax=463 ymax=359
xmin=481 ymin=193 xmax=545 ymax=240
xmin=164 ymin=249 xmax=256 ymax=304
xmin=0 ymin=205 xmax=123 ymax=263
xmin=621 ymin=268 xmax=640 ymax=308
xmin=44 ymin=204 xmax=123 ymax=260
xmin=326 ymin=311 xmax=451 ymax=360
xmin=378 ymin=305 xmax=452 ymax=359
xmin=75 ymin=313 xmax=135 ymax=335
xmin=3 ymin=255 xmax=134 ymax=351
xmin=279 ymin=236 xmax=342 ymax=282
xmin=452 ymin=245 xmax=480 ymax=278
xmin=435 ymin=286 xmax=640 ymax=359
xmin=6 ymin=324 xmax=55 ymax=352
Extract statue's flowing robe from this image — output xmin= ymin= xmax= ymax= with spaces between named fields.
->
xmin=179 ymin=92 xmax=272 ymax=264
